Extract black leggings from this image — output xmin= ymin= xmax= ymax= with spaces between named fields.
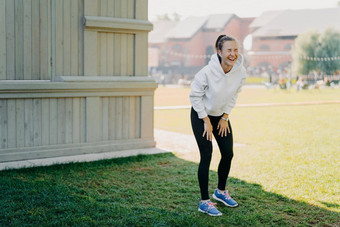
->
xmin=191 ymin=108 xmax=234 ymax=200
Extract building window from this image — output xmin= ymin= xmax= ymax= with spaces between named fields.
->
xmin=172 ymin=44 xmax=182 ymax=51
xmin=259 ymin=44 xmax=270 ymax=50
xmin=284 ymin=44 xmax=292 ymax=50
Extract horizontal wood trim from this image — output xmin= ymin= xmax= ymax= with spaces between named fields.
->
xmin=84 ymin=16 xmax=153 ymax=33
xmin=0 ymin=138 xmax=156 ymax=162
xmin=0 ymin=80 xmax=158 ymax=98
xmin=54 ymin=76 xmax=155 ymax=82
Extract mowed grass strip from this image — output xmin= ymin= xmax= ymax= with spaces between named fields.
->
xmin=0 ymin=153 xmax=339 ymax=226
xmin=154 ymin=86 xmax=340 ymax=106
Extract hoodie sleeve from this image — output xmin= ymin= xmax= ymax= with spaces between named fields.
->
xmin=224 ymin=69 xmax=247 ymax=114
xmin=190 ymin=69 xmax=208 ymax=119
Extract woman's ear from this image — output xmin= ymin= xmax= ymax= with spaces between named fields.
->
xmin=217 ymin=50 xmax=222 ymax=57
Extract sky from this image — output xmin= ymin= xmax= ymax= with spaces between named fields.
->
xmin=148 ymin=0 xmax=339 ymax=21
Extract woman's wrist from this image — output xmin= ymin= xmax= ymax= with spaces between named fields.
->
xmin=203 ymin=116 xmax=211 ymax=123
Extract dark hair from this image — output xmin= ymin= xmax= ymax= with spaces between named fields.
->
xmin=215 ymin=35 xmax=238 ymax=63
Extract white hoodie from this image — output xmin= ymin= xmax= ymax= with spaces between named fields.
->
xmin=190 ymin=53 xmax=247 ymax=119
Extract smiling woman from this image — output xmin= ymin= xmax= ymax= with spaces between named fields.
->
xmin=189 ymin=35 xmax=247 ymax=216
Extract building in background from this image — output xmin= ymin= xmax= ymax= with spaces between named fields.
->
xmin=148 ymin=14 xmax=254 ymax=84
xmin=248 ymin=8 xmax=340 ymax=74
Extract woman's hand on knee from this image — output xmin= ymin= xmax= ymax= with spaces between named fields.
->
xmin=217 ymin=119 xmax=230 ymax=137
xmin=202 ymin=117 xmax=213 ymax=141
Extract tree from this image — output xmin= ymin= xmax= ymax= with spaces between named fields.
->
xmin=316 ymin=28 xmax=340 ymax=74
xmin=292 ymin=28 xmax=340 ymax=75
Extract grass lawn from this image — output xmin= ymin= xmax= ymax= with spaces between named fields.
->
xmin=154 ymin=86 xmax=340 ymax=224
xmin=0 ymin=154 xmax=339 ymax=226
xmin=154 ymin=85 xmax=340 ymax=106
xmin=0 ymin=86 xmax=339 ymax=226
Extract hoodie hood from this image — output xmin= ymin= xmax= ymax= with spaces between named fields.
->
xmin=208 ymin=53 xmax=244 ymax=76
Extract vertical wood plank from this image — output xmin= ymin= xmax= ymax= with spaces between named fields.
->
xmin=99 ymin=32 xmax=107 ymax=76
xmin=107 ymin=0 xmax=114 ymax=17
xmin=0 ymin=0 xmax=6 ymax=79
xmin=128 ymin=96 xmax=136 ymax=139
xmin=0 ymin=100 xmax=8 ymax=149
xmin=99 ymin=0 xmax=107 ymax=17
xmin=47 ymin=0 xmax=52 ymax=80
xmin=108 ymin=97 xmax=116 ymax=140
xmin=113 ymin=33 xmax=120 ymax=76
xmin=122 ymin=96 xmax=129 ymax=139
xmin=102 ymin=97 xmax=109 ymax=140
xmin=135 ymin=33 xmax=148 ymax=76
xmin=120 ymin=34 xmax=127 ymax=76
xmin=33 ymin=99 xmax=42 ymax=146
xmin=121 ymin=0 xmax=127 ymax=18
xmin=114 ymin=0 xmax=120 ymax=18
xmin=15 ymin=99 xmax=25 ymax=147
xmin=55 ymin=0 xmax=63 ymax=76
xmin=15 ymin=0 xmax=24 ymax=80
xmin=80 ymin=98 xmax=85 ymax=142
xmin=127 ymin=34 xmax=134 ymax=76
xmin=127 ymin=0 xmax=134 ymax=19
xmin=57 ymin=98 xmax=65 ymax=144
xmin=107 ymin=33 xmax=114 ymax=76
xmin=84 ymin=0 xmax=97 ymax=16
xmin=78 ymin=0 xmax=83 ymax=76
xmin=6 ymin=0 xmax=15 ymax=80
xmin=24 ymin=99 xmax=34 ymax=147
xmin=41 ymin=98 xmax=50 ymax=145
xmin=31 ymin=0 xmax=40 ymax=79
xmin=72 ymin=98 xmax=80 ymax=143
xmin=86 ymin=97 xmax=101 ymax=142
xmin=135 ymin=0 xmax=147 ymax=20
xmin=71 ymin=0 xmax=79 ymax=76
xmin=39 ymin=0 xmax=49 ymax=80
xmin=23 ymin=0 xmax=32 ymax=80
xmin=7 ymin=100 xmax=16 ymax=148
xmin=140 ymin=95 xmax=153 ymax=139
xmin=84 ymin=31 xmax=98 ymax=76
xmin=49 ymin=98 xmax=58 ymax=145
xmin=115 ymin=97 xmax=123 ymax=139
xmin=135 ymin=96 xmax=141 ymax=138
xmin=65 ymin=98 xmax=73 ymax=144
xmin=63 ymin=0 xmax=71 ymax=75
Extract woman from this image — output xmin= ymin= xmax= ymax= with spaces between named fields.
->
xmin=190 ymin=35 xmax=246 ymax=216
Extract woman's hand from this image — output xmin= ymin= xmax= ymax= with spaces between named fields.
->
xmin=217 ymin=118 xmax=230 ymax=137
xmin=202 ymin=117 xmax=213 ymax=141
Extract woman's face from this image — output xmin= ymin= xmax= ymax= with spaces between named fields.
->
xmin=218 ymin=40 xmax=239 ymax=68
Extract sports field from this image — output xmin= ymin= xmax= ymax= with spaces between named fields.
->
xmin=154 ymin=86 xmax=340 ymax=213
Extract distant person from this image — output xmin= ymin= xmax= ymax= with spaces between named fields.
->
xmin=190 ymin=35 xmax=247 ymax=216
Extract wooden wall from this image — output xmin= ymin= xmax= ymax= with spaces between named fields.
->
xmin=0 ymin=0 xmax=156 ymax=162
xmin=0 ymin=0 xmax=52 ymax=80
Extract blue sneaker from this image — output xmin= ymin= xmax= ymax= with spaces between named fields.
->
xmin=213 ymin=189 xmax=238 ymax=207
xmin=198 ymin=200 xmax=222 ymax=216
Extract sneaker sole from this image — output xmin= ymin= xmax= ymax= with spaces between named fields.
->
xmin=213 ymin=194 xmax=239 ymax=208
xmin=198 ymin=208 xmax=222 ymax=216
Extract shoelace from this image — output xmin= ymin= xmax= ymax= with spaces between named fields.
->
xmin=207 ymin=201 xmax=218 ymax=209
xmin=222 ymin=190 xmax=231 ymax=199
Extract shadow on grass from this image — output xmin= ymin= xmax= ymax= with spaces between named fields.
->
xmin=0 ymin=153 xmax=339 ymax=226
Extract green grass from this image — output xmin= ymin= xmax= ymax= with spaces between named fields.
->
xmin=1 ymin=87 xmax=339 ymax=226
xmin=154 ymin=87 xmax=340 ymax=222
xmin=154 ymin=86 xmax=340 ymax=106
xmin=0 ymin=154 xmax=339 ymax=226
xmin=245 ymin=76 xmax=267 ymax=84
